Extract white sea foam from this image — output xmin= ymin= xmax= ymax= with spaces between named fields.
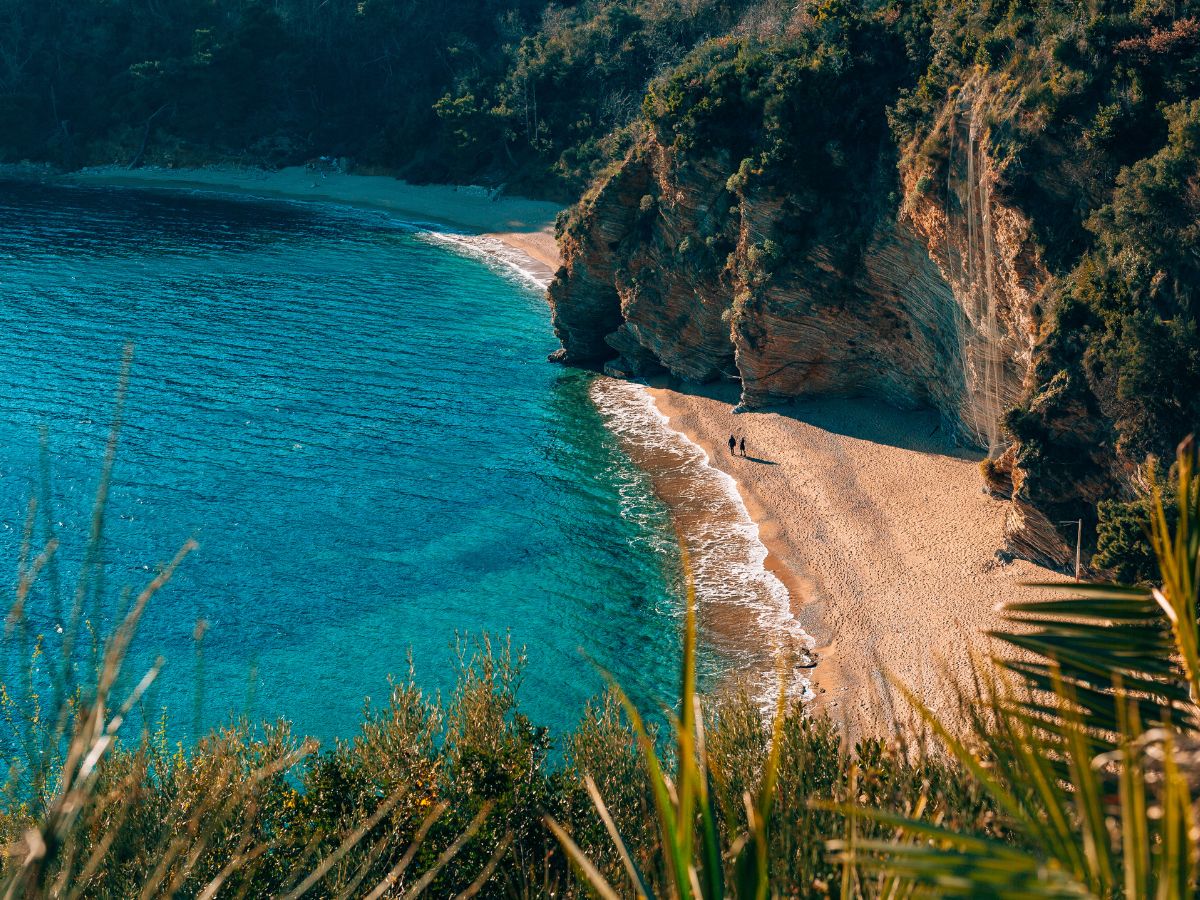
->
xmin=298 ymin=204 xmax=555 ymax=290
xmin=96 ymin=183 xmax=556 ymax=291
xmin=230 ymin=197 xmax=556 ymax=290
xmin=590 ymin=377 xmax=815 ymax=709
xmin=418 ymin=230 xmax=555 ymax=289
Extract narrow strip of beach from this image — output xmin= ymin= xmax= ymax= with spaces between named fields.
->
xmin=646 ymin=380 xmax=1061 ymax=740
xmin=65 ymin=165 xmax=564 ymax=278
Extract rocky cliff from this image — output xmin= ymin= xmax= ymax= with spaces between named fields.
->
xmin=548 ymin=80 xmax=1078 ymax=567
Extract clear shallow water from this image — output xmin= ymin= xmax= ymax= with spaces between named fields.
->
xmin=0 ymin=180 xmax=686 ymax=745
xmin=592 ymin=380 xmax=814 ymax=707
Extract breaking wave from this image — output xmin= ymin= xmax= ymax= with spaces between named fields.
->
xmin=591 ymin=377 xmax=815 ymax=708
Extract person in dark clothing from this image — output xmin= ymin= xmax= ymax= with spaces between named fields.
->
xmin=728 ymin=434 xmax=737 ymax=455
xmin=739 ymin=437 xmax=746 ymax=457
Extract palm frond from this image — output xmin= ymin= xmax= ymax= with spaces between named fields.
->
xmin=993 ymin=441 xmax=1200 ymax=739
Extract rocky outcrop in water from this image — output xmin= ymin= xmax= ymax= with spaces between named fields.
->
xmin=547 ymin=81 xmax=1079 ymax=567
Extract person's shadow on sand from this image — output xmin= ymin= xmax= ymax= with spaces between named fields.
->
xmin=743 ymin=455 xmax=777 ymax=465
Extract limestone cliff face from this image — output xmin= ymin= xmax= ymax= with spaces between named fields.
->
xmin=549 ymin=87 xmax=1075 ymax=567
xmin=549 ymin=141 xmax=737 ymax=381
xmin=899 ymin=83 xmax=1073 ymax=566
xmin=729 ymin=189 xmax=973 ymax=437
xmin=547 ymin=157 xmax=649 ymax=364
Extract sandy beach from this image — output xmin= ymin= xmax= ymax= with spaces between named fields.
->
xmin=66 ymin=165 xmax=563 ymax=278
xmin=646 ymin=379 xmax=1062 ymax=740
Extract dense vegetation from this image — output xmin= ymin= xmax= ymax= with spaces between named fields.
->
xmin=0 ymin=0 xmax=762 ymax=196
xmin=2 ymin=1 xmax=1197 ymax=556
xmin=3 ymin=440 xmax=1200 ymax=897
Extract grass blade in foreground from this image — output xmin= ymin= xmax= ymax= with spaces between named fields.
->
xmin=548 ymin=540 xmax=788 ymax=899
xmin=828 ymin=441 xmax=1200 ymax=897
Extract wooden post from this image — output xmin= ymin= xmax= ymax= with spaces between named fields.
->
xmin=1080 ymin=520 xmax=1089 ymax=585
xmin=1060 ymin=519 xmax=1083 ymax=582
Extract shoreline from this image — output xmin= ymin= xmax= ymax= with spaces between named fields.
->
xmin=17 ymin=165 xmax=1059 ymax=736
xmin=654 ymin=387 xmax=817 ymax=620
xmin=647 ymin=383 xmax=837 ymax=703
xmin=56 ymin=164 xmax=564 ymax=278
xmin=590 ymin=378 xmax=816 ymax=708
xmin=642 ymin=379 xmax=1064 ymax=740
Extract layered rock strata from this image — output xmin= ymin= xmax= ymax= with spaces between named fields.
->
xmin=548 ymin=90 xmax=1073 ymax=566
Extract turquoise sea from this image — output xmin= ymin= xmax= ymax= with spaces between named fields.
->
xmin=0 ymin=180 xmax=688 ymax=745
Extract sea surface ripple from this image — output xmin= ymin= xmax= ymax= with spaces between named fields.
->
xmin=0 ymin=180 xmax=686 ymax=744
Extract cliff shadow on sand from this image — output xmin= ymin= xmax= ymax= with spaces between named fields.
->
xmin=630 ymin=373 xmax=1063 ymax=741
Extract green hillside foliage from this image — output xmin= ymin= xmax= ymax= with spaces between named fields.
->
xmin=0 ymin=0 xmax=762 ymax=196
xmin=2 ymin=0 xmax=1198 ymax=578
xmin=643 ymin=4 xmax=910 ymax=257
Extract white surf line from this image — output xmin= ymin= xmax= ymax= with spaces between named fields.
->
xmin=417 ymin=231 xmax=555 ymax=290
xmin=590 ymin=376 xmax=815 ymax=711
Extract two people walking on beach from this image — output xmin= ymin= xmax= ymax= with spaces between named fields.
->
xmin=728 ymin=434 xmax=747 ymax=457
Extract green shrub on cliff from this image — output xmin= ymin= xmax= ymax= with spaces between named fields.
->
xmin=1094 ymin=453 xmax=1200 ymax=584
xmin=1094 ymin=494 xmax=1163 ymax=584
xmin=635 ymin=2 xmax=911 ymax=288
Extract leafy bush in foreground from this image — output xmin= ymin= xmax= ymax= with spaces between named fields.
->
xmin=0 ymin=629 xmax=999 ymax=896
xmin=1 ymin=373 xmax=1197 ymax=895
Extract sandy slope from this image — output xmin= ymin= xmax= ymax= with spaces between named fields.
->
xmin=67 ymin=165 xmax=563 ymax=275
xmin=648 ymin=380 xmax=1063 ymax=740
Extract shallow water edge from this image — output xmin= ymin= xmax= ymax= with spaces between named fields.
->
xmin=333 ymin=214 xmax=816 ymax=709
xmin=590 ymin=378 xmax=815 ymax=707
